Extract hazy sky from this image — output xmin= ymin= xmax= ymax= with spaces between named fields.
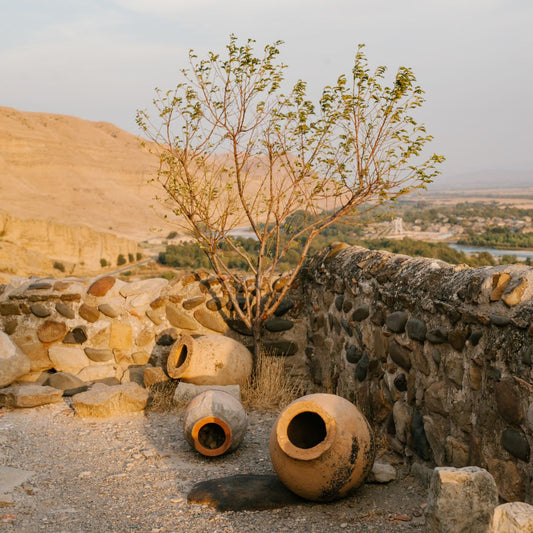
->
xmin=2 ymin=0 xmax=532 ymax=177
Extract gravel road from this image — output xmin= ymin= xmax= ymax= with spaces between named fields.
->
xmin=0 ymin=402 xmax=427 ymax=532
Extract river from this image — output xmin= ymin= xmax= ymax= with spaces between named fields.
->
xmin=449 ymin=243 xmax=533 ymax=260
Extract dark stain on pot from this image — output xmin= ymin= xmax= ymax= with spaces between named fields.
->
xmin=320 ymin=465 xmax=353 ymax=501
xmin=349 ymin=436 xmax=359 ymax=464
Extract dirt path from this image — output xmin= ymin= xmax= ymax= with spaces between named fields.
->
xmin=1 ymin=402 xmax=427 ymax=532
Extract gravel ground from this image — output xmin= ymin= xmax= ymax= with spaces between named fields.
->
xmin=0 ymin=402 xmax=427 ymax=533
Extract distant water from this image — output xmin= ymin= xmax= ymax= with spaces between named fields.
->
xmin=449 ymin=243 xmax=533 ymax=260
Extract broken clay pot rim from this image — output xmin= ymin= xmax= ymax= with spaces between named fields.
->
xmin=191 ymin=416 xmax=233 ymax=457
xmin=275 ymin=400 xmax=337 ymax=461
xmin=167 ymin=334 xmax=193 ymax=378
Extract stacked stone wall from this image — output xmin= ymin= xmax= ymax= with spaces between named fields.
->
xmin=299 ymin=244 xmax=533 ymax=503
xmin=0 ymin=272 xmax=305 ymax=388
xmin=2 ymin=244 xmax=533 ymax=504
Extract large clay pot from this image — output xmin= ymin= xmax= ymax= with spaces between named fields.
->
xmin=167 ymin=334 xmax=252 ymax=386
xmin=183 ymin=390 xmax=248 ymax=457
xmin=269 ymin=393 xmax=375 ymax=501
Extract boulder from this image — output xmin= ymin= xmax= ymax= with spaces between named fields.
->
xmin=425 ymin=466 xmax=498 ymax=533
xmin=72 ymin=382 xmax=148 ymax=417
xmin=45 ymin=372 xmax=87 ymax=396
xmin=0 ymin=384 xmax=63 ymax=408
xmin=488 ymin=502 xmax=533 ymax=533
xmin=0 ymin=331 xmax=31 ymax=387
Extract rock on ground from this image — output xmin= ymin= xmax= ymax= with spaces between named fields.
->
xmin=72 ymin=382 xmax=148 ymax=417
xmin=425 ymin=466 xmax=498 ymax=533
xmin=488 ymin=502 xmax=533 ymax=533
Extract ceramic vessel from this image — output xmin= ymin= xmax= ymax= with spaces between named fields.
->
xmin=269 ymin=393 xmax=375 ymax=501
xmin=167 ymin=334 xmax=252 ymax=386
xmin=183 ymin=389 xmax=248 ymax=456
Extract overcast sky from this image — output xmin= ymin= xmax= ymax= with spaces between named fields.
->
xmin=2 ymin=0 xmax=532 ymax=178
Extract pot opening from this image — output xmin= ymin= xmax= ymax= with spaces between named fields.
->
xmin=287 ymin=411 xmax=327 ymax=449
xmin=198 ymin=422 xmax=227 ymax=451
xmin=174 ymin=344 xmax=188 ymax=369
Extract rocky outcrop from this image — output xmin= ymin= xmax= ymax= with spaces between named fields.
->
xmin=0 ymin=212 xmax=139 ymax=273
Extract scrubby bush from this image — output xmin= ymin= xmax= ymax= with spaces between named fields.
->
xmin=53 ymin=261 xmax=65 ymax=272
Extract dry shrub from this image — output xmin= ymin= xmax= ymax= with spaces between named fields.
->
xmin=241 ymin=350 xmax=304 ymax=412
xmin=146 ymin=380 xmax=179 ymax=412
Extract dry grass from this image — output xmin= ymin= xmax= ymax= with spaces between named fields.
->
xmin=241 ymin=350 xmax=304 ymax=412
xmin=146 ymin=380 xmax=179 ymax=412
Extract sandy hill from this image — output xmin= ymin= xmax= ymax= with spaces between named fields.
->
xmin=0 ymin=106 xmax=170 ymax=242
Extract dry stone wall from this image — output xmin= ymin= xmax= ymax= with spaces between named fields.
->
xmin=0 ymin=271 xmax=305 ymax=391
xmin=299 ymin=244 xmax=533 ymax=503
xmin=2 ymin=243 xmax=533 ymax=505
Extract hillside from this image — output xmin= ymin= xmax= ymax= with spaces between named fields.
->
xmin=0 ymin=106 xmax=170 ymax=242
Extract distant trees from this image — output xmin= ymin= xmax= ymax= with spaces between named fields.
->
xmin=138 ymin=35 xmax=443 ymax=356
xmin=459 ymin=228 xmax=533 ymax=249
xmin=117 ymin=254 xmax=126 ymax=266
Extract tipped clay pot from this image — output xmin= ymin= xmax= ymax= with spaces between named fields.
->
xmin=183 ymin=390 xmax=248 ymax=456
xmin=269 ymin=393 xmax=375 ymax=501
xmin=167 ymin=334 xmax=252 ymax=386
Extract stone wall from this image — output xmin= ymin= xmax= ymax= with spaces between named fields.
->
xmin=2 ymin=244 xmax=533 ymax=504
xmin=0 ymin=271 xmax=305 ymax=387
xmin=299 ymin=244 xmax=533 ymax=503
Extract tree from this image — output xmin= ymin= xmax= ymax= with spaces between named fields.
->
xmin=137 ymin=35 xmax=444 ymax=360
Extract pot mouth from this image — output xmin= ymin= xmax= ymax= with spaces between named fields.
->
xmin=167 ymin=334 xmax=193 ymax=378
xmin=191 ymin=416 xmax=232 ymax=457
xmin=276 ymin=402 xmax=336 ymax=461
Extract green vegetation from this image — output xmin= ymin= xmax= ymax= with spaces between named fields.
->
xmin=117 ymin=254 xmax=126 ymax=266
xmin=139 ymin=35 xmax=443 ymax=357
xmin=459 ymin=228 xmax=533 ymax=249
xmin=158 ymin=217 xmax=502 ymax=271
xmin=136 ymin=252 xmax=142 ymax=261
xmin=128 ymin=253 xmax=134 ymax=263
xmin=100 ymin=258 xmax=108 ymax=267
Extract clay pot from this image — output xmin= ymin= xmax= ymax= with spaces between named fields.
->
xmin=269 ymin=393 xmax=375 ymax=501
xmin=167 ymin=334 xmax=252 ymax=386
xmin=183 ymin=390 xmax=248 ymax=456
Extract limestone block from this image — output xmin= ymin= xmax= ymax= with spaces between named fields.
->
xmin=193 ymin=308 xmax=228 ymax=333
xmin=109 ymin=323 xmax=133 ymax=351
xmin=119 ymin=278 xmax=168 ymax=298
xmin=0 ymin=384 xmax=63 ymax=408
xmin=488 ymin=502 xmax=533 ymax=533
xmin=425 ymin=466 xmax=498 ymax=533
xmin=76 ymin=363 xmax=116 ymax=382
xmin=367 ymin=461 xmax=397 ymax=483
xmin=0 ymin=331 xmax=31 ymax=387
xmin=127 ymin=292 xmax=152 ymax=308
xmin=166 ymin=304 xmax=198 ymax=330
xmin=143 ymin=366 xmax=169 ymax=387
xmin=72 ymin=382 xmax=149 ymax=417
xmin=10 ymin=329 xmax=53 ymax=372
xmin=48 ymin=345 xmax=90 ymax=374
xmin=131 ymin=350 xmax=150 ymax=365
